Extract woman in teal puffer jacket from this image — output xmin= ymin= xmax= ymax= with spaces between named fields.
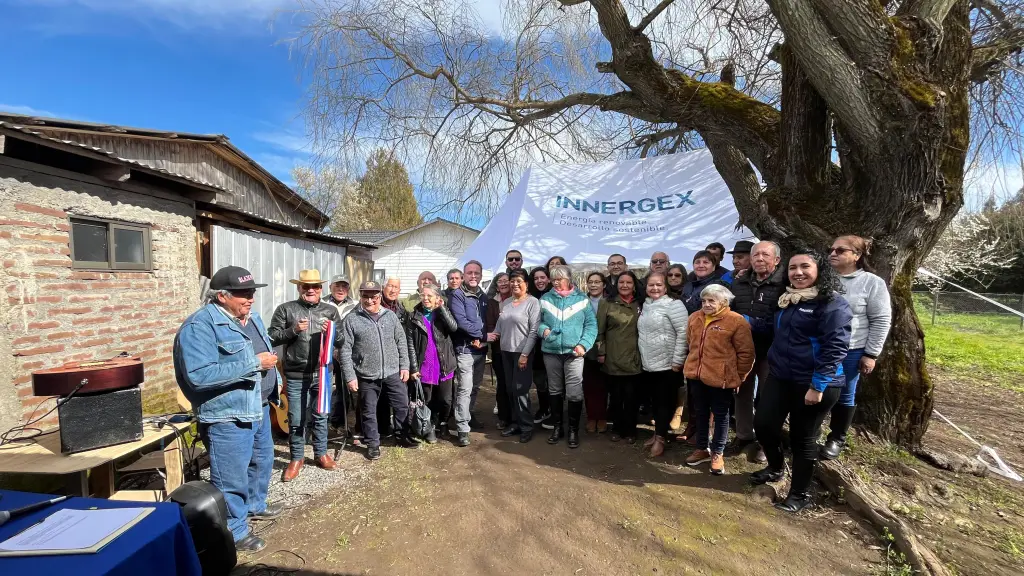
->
xmin=538 ymin=264 xmax=598 ymax=448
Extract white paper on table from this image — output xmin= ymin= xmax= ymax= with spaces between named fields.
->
xmin=0 ymin=507 xmax=153 ymax=553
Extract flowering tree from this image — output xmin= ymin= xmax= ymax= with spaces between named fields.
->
xmin=920 ymin=212 xmax=1015 ymax=291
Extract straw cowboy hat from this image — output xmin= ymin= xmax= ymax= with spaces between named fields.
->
xmin=289 ymin=269 xmax=328 ymax=285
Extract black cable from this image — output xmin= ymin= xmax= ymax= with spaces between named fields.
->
xmin=0 ymin=378 xmax=87 ymax=445
xmin=239 ymin=549 xmax=305 ymax=576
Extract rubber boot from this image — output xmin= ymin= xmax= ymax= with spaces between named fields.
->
xmin=567 ymin=400 xmax=583 ymax=449
xmin=821 ymin=404 xmax=856 ymax=460
xmin=547 ymin=394 xmax=564 ymax=444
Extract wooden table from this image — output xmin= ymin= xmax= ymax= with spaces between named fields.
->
xmin=0 ymin=420 xmax=191 ymax=499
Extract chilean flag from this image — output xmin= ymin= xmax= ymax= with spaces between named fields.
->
xmin=317 ymin=320 xmax=335 ymax=414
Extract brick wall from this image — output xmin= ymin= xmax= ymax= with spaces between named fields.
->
xmin=0 ymin=160 xmax=199 ymax=433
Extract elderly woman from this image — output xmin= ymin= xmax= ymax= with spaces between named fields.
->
xmin=681 ymin=251 xmax=728 ymax=314
xmin=539 ymin=264 xmax=598 ymax=448
xmin=529 ymin=267 xmax=553 ymax=425
xmin=683 ymin=284 xmax=756 ymax=475
xmin=637 ymin=272 xmax=690 ymax=457
xmin=407 ymin=284 xmax=458 ymax=443
xmin=597 ymin=270 xmax=643 ymax=443
xmin=666 ymin=263 xmax=686 ymax=300
xmin=753 ymin=249 xmax=852 ymax=513
xmin=583 ymin=271 xmax=609 ymax=432
xmin=491 ymin=269 xmax=541 ymax=442
xmin=822 ymin=235 xmax=892 ymax=459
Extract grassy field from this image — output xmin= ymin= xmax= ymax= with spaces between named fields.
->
xmin=915 ymin=305 xmax=1024 ymax=391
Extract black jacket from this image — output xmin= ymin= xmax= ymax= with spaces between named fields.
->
xmin=680 ymin=269 xmax=728 ymax=314
xmin=268 ymin=298 xmax=342 ymax=381
xmin=407 ymin=304 xmax=458 ymax=378
xmin=730 ymin=265 xmax=787 ymax=357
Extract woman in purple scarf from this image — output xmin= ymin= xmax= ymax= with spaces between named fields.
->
xmin=407 ymin=284 xmax=459 ymax=443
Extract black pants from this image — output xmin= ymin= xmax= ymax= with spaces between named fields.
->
xmin=607 ymin=374 xmax=639 ymax=438
xmin=647 ymin=370 xmax=680 ymax=437
xmin=359 ymin=373 xmax=410 ymax=448
xmin=492 ymin=345 xmax=509 ymax=423
xmin=424 ymin=378 xmax=454 ymax=425
xmin=755 ymin=375 xmax=841 ymax=490
xmin=502 ymin=350 xmax=535 ymax=431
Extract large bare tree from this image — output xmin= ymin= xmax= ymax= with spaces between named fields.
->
xmin=293 ymin=0 xmax=1024 ymax=446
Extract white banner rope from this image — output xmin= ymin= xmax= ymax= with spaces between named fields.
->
xmin=916 ymin=268 xmax=1024 ymax=318
xmin=932 ymin=409 xmax=1022 ymax=482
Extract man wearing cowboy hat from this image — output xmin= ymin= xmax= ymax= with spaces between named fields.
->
xmin=269 ymin=269 xmax=344 ymax=482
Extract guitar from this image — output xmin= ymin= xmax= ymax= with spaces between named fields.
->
xmin=269 ymin=359 xmax=290 ymax=435
xmin=32 ymin=356 xmax=145 ymax=396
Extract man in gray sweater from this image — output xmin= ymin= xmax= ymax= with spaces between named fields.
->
xmin=339 ymin=280 xmax=413 ymax=460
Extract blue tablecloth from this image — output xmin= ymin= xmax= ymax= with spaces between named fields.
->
xmin=0 ymin=490 xmax=201 ymax=576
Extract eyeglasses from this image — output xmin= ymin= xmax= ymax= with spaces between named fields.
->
xmin=651 ymin=259 xmax=668 ymax=264
xmin=829 ymin=247 xmax=857 ymax=255
xmin=301 ymin=284 xmax=323 ymax=291
xmin=506 ymin=256 xmax=522 ymax=262
xmin=228 ymin=289 xmax=256 ymax=299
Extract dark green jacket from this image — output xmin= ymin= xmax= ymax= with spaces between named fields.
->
xmin=595 ymin=296 xmax=642 ymax=376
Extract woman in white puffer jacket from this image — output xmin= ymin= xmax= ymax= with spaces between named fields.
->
xmin=637 ymin=272 xmax=690 ymax=457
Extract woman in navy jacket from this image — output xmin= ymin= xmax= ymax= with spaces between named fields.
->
xmin=752 ymin=248 xmax=852 ymax=513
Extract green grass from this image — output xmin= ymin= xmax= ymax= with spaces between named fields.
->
xmin=915 ymin=306 xmax=1024 ymax=391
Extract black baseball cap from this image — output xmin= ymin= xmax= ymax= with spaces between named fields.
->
xmin=210 ymin=266 xmax=267 ymax=290
xmin=726 ymin=240 xmax=755 ymax=254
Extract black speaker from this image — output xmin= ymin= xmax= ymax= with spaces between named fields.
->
xmin=168 ymin=481 xmax=237 ymax=576
xmin=57 ymin=386 xmax=143 ymax=453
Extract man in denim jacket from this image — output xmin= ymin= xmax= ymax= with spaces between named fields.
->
xmin=173 ymin=266 xmax=282 ymax=553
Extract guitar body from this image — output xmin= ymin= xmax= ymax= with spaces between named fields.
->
xmin=269 ymin=361 xmax=290 ymax=435
xmin=32 ymin=357 xmax=145 ymax=396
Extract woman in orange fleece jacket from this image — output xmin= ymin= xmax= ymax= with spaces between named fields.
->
xmin=682 ymin=283 xmax=755 ymax=475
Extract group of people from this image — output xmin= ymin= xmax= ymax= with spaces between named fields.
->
xmin=171 ymin=235 xmax=892 ymax=552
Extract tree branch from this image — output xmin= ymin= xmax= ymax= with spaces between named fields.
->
xmin=912 ymin=0 xmax=960 ymax=27
xmin=768 ymin=0 xmax=883 ymax=151
xmin=969 ymin=3 xmax=1024 ymax=82
xmin=634 ymin=0 xmax=676 ymax=32
xmin=704 ymin=133 xmax=788 ymax=239
xmin=809 ymin=0 xmax=893 ymax=69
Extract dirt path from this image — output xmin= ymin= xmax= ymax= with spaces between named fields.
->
xmin=236 ymin=385 xmax=880 ymax=576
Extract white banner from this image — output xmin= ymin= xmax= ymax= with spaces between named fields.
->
xmin=458 ymin=149 xmax=756 ymax=272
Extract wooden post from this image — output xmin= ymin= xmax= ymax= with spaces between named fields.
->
xmin=1019 ymin=292 xmax=1023 ymax=330
xmin=163 ymin=436 xmax=184 ymax=494
xmin=931 ymin=291 xmax=939 ymax=326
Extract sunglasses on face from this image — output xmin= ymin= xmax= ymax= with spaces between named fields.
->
xmin=229 ymin=289 xmax=256 ymax=299
xmin=651 ymin=259 xmax=667 ymax=264
xmin=667 ymin=273 xmax=683 ymax=277
xmin=506 ymin=256 xmax=522 ymax=262
xmin=829 ymin=247 xmax=857 ymax=255
xmin=301 ymin=284 xmax=323 ymax=291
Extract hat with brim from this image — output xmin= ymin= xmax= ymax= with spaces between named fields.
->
xmin=289 ymin=269 xmax=328 ymax=285
xmin=726 ymin=240 xmax=755 ymax=255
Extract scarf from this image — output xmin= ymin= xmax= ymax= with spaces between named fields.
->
xmin=619 ymin=293 xmax=635 ymax=305
xmin=778 ymin=286 xmax=819 ymax=308
xmin=382 ymin=296 xmax=399 ymax=313
xmin=554 ymin=286 xmax=574 ymax=297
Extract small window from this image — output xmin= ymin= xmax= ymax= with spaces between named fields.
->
xmin=372 ymin=269 xmax=386 ymax=283
xmin=70 ymin=217 xmax=152 ymax=271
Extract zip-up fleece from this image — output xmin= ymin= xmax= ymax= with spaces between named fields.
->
xmin=767 ymin=295 xmax=853 ymax=391
xmin=538 ymin=288 xmax=597 ymax=355
xmin=683 ymin=307 xmax=756 ymax=389
xmin=338 ymin=306 xmax=410 ymax=383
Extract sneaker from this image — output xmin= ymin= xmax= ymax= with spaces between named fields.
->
xmin=366 ymin=446 xmax=382 ymax=460
xmin=533 ymin=409 xmax=550 ymax=424
xmin=235 ymin=534 xmax=266 ymax=553
xmin=457 ymin=432 xmax=470 ymax=447
xmin=710 ymin=453 xmax=725 ymax=475
xmin=493 ymin=403 xmax=499 ymax=415
xmin=685 ymin=449 xmax=712 ymax=467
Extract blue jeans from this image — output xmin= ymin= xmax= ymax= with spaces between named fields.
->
xmin=287 ymin=379 xmax=329 ymax=461
xmin=247 ymin=404 xmax=273 ymax=516
xmin=200 ymin=414 xmax=259 ymax=541
xmin=838 ymin=349 xmax=865 ymax=407
xmin=691 ymin=379 xmax=732 ymax=454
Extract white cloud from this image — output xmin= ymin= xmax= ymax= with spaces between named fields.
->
xmin=0 ymin=103 xmax=59 ymax=118
xmin=964 ymin=161 xmax=1023 ymax=210
xmin=251 ymin=130 xmax=310 ymax=154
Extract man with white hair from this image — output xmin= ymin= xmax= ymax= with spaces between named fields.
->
xmin=730 ymin=240 xmax=786 ymax=464
xmin=174 ymin=266 xmax=281 ymax=553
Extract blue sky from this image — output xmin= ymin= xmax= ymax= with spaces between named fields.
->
xmin=0 ymin=0 xmax=312 ymax=183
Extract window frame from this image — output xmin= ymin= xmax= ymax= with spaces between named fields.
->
xmin=69 ymin=216 xmax=152 ymax=271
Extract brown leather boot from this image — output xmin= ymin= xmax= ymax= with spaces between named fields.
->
xmin=282 ymin=460 xmax=303 ymax=482
xmin=650 ymin=435 xmax=666 ymax=458
xmin=316 ymin=454 xmax=337 ymax=470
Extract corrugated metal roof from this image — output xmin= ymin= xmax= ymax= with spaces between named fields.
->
xmin=222 ymin=208 xmax=379 ymax=249
xmin=0 ymin=113 xmax=327 ymax=226
xmin=339 ymin=230 xmax=400 ymax=244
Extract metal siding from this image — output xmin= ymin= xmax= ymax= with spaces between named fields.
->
xmin=210 ymin=225 xmax=347 ymax=322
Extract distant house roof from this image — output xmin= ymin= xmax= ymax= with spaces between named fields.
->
xmin=344 ymin=218 xmax=479 ymax=246
xmin=0 ymin=113 xmax=328 ymax=228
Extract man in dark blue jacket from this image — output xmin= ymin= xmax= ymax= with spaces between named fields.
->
xmin=448 ymin=259 xmax=489 ymax=446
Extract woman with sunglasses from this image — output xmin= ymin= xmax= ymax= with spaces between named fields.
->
xmin=752 ymin=249 xmax=852 ymax=512
xmin=666 ymin=264 xmax=687 ymax=300
xmin=820 ymin=235 xmax=892 ymax=460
